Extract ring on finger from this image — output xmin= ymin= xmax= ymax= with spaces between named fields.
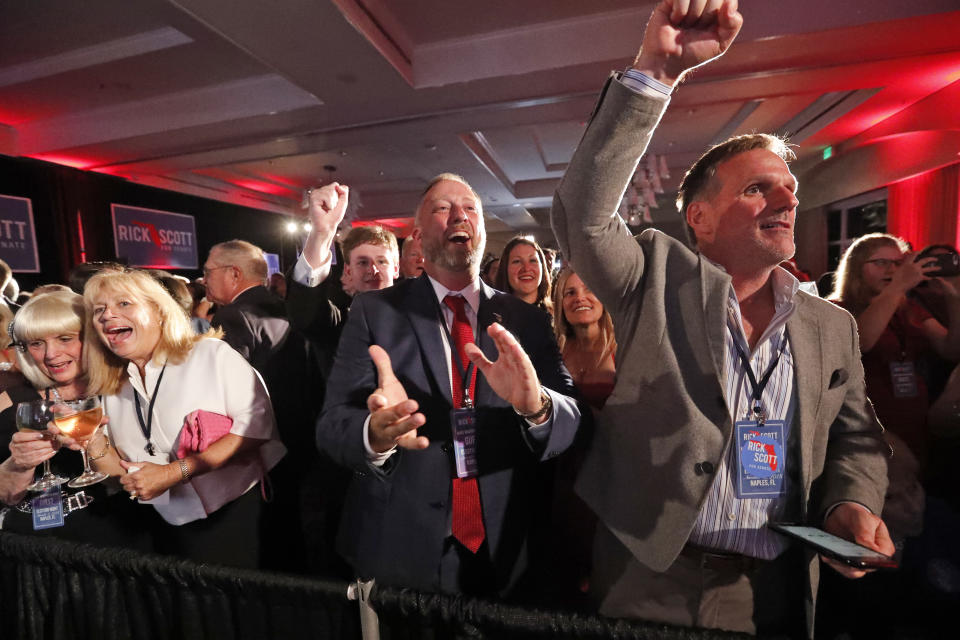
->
xmin=129 ymin=491 xmax=138 ymax=500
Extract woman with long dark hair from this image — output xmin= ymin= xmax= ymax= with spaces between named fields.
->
xmin=495 ymin=236 xmax=553 ymax=314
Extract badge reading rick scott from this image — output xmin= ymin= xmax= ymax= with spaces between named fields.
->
xmin=735 ymin=420 xmax=786 ymax=498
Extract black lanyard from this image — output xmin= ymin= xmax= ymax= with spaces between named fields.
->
xmin=436 ymin=295 xmax=477 ymax=409
xmin=133 ymin=365 xmax=166 ymax=456
xmin=730 ymin=331 xmax=787 ymax=424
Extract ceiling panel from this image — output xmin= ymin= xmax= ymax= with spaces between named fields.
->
xmin=0 ymin=0 xmax=958 ymax=242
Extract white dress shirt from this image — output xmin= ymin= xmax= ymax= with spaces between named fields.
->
xmin=103 ymin=338 xmax=286 ymax=525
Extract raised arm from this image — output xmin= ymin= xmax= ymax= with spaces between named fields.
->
xmin=854 ymin=253 xmax=936 ymax=351
xmin=632 ymin=0 xmax=742 ymax=87
xmin=302 ymin=182 xmax=349 ymax=270
xmin=551 ymin=0 xmax=742 ymax=310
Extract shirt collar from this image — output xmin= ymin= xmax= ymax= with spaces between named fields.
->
xmin=702 ymin=256 xmax=800 ymax=310
xmin=769 ymin=265 xmax=801 ymax=311
xmin=426 ymin=275 xmax=482 ymax=315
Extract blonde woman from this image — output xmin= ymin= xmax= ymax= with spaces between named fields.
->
xmin=546 ymin=265 xmax=618 ymax=606
xmin=553 ymin=266 xmax=617 ymax=410
xmin=0 ymin=290 xmax=149 ymax=548
xmin=84 ymin=269 xmax=285 ymax=567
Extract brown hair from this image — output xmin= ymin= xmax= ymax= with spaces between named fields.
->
xmin=341 ymin=226 xmax=399 ymax=265
xmin=676 ymin=134 xmax=796 ymax=248
xmin=828 ymin=233 xmax=909 ymax=315
xmin=495 ymin=236 xmax=553 ymax=314
xmin=552 ymin=265 xmax=616 ymax=365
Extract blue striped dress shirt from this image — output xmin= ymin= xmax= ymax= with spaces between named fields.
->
xmin=688 ymin=267 xmax=800 ymax=559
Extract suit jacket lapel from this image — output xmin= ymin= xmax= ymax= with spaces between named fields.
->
xmin=406 ymin=275 xmax=453 ymax=407
xmin=474 ymin=281 xmax=500 ymax=407
xmin=785 ymin=294 xmax=822 ymax=517
xmin=699 ymin=257 xmax=731 ymax=394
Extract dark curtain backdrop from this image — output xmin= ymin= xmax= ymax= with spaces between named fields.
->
xmin=888 ymin=162 xmax=960 ymax=251
xmin=0 ymin=154 xmax=300 ymax=291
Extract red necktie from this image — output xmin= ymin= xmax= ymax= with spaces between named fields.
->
xmin=444 ymin=295 xmax=486 ymax=553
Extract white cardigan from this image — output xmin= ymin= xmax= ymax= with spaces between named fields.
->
xmin=104 ymin=338 xmax=286 ymax=525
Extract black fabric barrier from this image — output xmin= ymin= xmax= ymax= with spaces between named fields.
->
xmin=0 ymin=532 xmax=358 ymax=640
xmin=371 ymin=587 xmax=757 ymax=640
xmin=1 ymin=531 xmax=762 ymax=640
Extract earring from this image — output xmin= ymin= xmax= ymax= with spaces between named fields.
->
xmin=7 ymin=321 xmax=24 ymax=352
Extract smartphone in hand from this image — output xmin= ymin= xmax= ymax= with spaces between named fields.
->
xmin=770 ymin=523 xmax=898 ymax=569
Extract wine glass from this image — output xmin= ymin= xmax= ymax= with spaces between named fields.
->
xmin=52 ymin=396 xmax=108 ymax=488
xmin=15 ymin=399 xmax=69 ymax=491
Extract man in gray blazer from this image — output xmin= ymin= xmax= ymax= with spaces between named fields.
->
xmin=551 ymin=0 xmax=892 ymax=635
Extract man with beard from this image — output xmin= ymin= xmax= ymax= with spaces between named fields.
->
xmin=317 ymin=173 xmax=583 ymax=597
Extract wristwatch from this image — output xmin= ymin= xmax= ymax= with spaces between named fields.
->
xmin=514 ymin=387 xmax=552 ymax=422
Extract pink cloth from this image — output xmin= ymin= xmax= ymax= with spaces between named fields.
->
xmin=176 ymin=410 xmax=233 ymax=459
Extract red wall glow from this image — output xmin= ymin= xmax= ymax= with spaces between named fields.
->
xmin=887 ymin=163 xmax=960 ymax=250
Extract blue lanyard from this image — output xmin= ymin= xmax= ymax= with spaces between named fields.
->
xmin=730 ymin=332 xmax=787 ymax=425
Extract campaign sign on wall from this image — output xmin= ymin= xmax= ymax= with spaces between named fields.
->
xmin=111 ymin=204 xmax=198 ymax=269
xmin=264 ymin=252 xmax=280 ymax=276
xmin=0 ymin=194 xmax=40 ymax=272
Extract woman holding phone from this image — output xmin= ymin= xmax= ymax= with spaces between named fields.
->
xmin=829 ymin=233 xmax=960 ymax=469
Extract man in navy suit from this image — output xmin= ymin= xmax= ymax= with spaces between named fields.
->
xmin=317 ymin=173 xmax=582 ymax=597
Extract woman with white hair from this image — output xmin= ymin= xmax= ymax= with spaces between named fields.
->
xmin=0 ymin=290 xmax=149 ymax=546
xmin=83 ymin=268 xmax=285 ymax=568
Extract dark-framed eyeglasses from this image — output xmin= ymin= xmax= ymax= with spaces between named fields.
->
xmin=864 ymin=258 xmax=903 ymax=269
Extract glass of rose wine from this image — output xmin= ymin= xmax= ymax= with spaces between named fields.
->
xmin=53 ymin=396 xmax=108 ymax=488
xmin=15 ymin=399 xmax=69 ymax=491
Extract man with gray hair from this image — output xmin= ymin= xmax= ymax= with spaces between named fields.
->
xmin=204 ymin=239 xmax=295 ymax=369
xmin=202 ymin=239 xmax=317 ymax=573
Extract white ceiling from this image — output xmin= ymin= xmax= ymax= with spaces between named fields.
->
xmin=2 ymin=0 xmax=960 ymax=248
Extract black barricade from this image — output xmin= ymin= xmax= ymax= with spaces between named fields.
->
xmin=371 ymin=587 xmax=755 ymax=640
xmin=0 ymin=532 xmax=755 ymax=640
xmin=0 ymin=532 xmax=358 ymax=640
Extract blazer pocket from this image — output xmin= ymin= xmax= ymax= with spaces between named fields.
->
xmin=828 ymin=368 xmax=849 ymax=389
